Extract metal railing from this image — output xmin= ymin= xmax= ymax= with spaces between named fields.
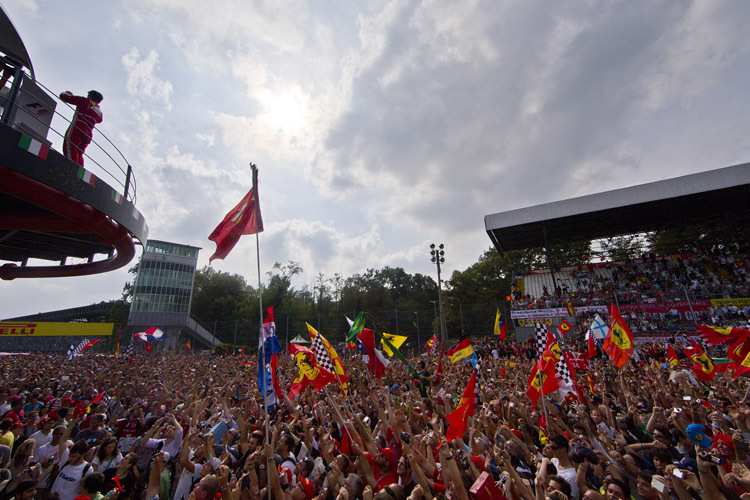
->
xmin=0 ymin=64 xmax=137 ymax=203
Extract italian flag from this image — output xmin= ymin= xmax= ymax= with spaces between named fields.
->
xmin=18 ymin=134 xmax=50 ymax=160
xmin=77 ymin=167 xmax=96 ymax=186
xmin=111 ymin=190 xmax=123 ymax=204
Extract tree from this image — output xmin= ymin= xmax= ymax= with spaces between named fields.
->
xmin=595 ymin=235 xmax=648 ymax=262
xmin=648 ymin=219 xmax=750 ymax=256
xmin=106 ymin=300 xmax=130 ymax=325
xmin=339 ymin=267 xmax=438 ymax=313
xmin=263 ymin=261 xmax=306 ymax=317
xmin=120 ymin=263 xmax=139 ymax=303
xmin=191 ymin=266 xmax=256 ymax=325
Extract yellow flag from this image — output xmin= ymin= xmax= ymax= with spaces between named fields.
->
xmin=381 ymin=333 xmax=407 ymax=356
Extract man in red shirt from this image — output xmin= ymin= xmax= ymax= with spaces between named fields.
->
xmin=59 ymin=90 xmax=103 ymax=166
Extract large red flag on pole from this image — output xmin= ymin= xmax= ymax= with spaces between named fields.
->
xmin=208 ymin=169 xmax=264 ymax=262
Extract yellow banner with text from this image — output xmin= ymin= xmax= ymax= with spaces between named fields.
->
xmin=0 ymin=322 xmax=114 ymax=337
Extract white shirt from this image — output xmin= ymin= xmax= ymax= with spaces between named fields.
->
xmin=144 ymin=426 xmax=183 ymax=458
xmin=28 ymin=429 xmax=53 ymax=448
xmin=551 ymin=458 xmax=580 ymax=499
xmin=51 ymin=460 xmax=91 ymax=500
xmin=92 ymin=452 xmax=123 ymax=471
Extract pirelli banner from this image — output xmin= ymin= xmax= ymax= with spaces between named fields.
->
xmin=0 ymin=322 xmax=114 ymax=337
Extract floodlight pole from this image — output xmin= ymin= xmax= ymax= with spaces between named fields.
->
xmin=430 ymin=243 xmax=449 ymax=346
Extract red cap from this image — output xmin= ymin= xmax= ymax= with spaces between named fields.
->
xmin=378 ymin=446 xmax=397 ymax=471
xmin=62 ymin=398 xmax=75 ymax=405
xmin=11 ymin=422 xmax=26 ymax=429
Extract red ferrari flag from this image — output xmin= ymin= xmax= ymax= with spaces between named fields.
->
xmin=445 ymin=369 xmax=478 ymax=441
xmin=684 ymin=340 xmax=716 ymax=382
xmin=733 ymin=349 xmax=750 ymax=378
xmin=557 ymin=319 xmax=572 ymax=336
xmin=696 ymin=325 xmax=750 ymax=346
xmin=602 ymin=303 xmax=635 ymax=368
xmin=288 ymin=344 xmax=337 ymax=398
xmin=208 ymin=168 xmax=263 ymax=262
xmin=727 ymin=337 xmax=750 ymax=366
xmin=526 ymin=363 xmax=561 ymax=409
xmin=538 ymin=332 xmax=561 ymax=372
xmin=666 ymin=344 xmax=680 ymax=367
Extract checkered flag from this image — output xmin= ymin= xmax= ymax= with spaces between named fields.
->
xmin=555 ymin=356 xmax=574 ymax=387
xmin=535 ymin=323 xmax=547 ymax=357
xmin=124 ymin=335 xmax=134 ymax=364
xmin=67 ymin=338 xmax=90 ymax=360
xmin=311 ymin=333 xmax=336 ymax=375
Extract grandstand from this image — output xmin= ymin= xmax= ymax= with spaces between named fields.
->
xmin=485 ymin=163 xmax=750 ymax=339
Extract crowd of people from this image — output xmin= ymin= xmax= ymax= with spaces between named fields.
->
xmin=511 ymin=252 xmax=750 ymax=313
xmin=1 ymin=309 xmax=750 ymax=500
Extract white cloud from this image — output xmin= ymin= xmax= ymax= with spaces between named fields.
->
xmin=195 ymin=133 xmax=215 ymax=146
xmin=122 ymin=48 xmax=174 ymax=109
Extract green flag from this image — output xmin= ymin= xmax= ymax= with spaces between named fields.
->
xmin=346 ymin=312 xmax=366 ymax=343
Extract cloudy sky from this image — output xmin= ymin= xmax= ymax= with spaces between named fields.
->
xmin=1 ymin=0 xmax=749 ymax=319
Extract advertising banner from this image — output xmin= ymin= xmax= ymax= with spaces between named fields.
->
xmin=0 ymin=322 xmax=114 ymax=337
xmin=710 ymin=298 xmax=750 ymax=308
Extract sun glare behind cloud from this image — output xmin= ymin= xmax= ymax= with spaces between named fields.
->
xmin=262 ymin=87 xmax=307 ymax=134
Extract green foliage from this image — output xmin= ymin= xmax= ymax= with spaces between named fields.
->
xmin=191 ymin=266 xmax=257 ymax=324
xmin=648 ymin=220 xmax=750 ymax=256
xmin=595 ymin=235 xmax=647 ymax=262
xmin=121 ymin=262 xmax=139 ymax=303
xmin=106 ymin=299 xmax=130 ymax=325
xmin=339 ymin=266 xmax=438 ymax=313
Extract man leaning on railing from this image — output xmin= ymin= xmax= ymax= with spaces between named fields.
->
xmin=59 ymin=89 xmax=103 ymax=167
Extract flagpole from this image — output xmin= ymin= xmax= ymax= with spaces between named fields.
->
xmin=323 ymin=387 xmax=357 ymax=447
xmin=682 ymin=284 xmax=699 ymax=327
xmin=249 ymin=163 xmax=271 ymax=500
xmin=537 ymin=369 xmax=549 ymax=423
xmin=334 ymin=372 xmax=356 ymax=416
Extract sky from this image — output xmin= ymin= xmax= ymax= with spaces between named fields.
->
xmin=1 ymin=0 xmax=749 ymax=319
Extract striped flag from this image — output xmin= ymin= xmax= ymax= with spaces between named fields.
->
xmin=77 ymin=167 xmax=96 ymax=186
xmin=494 ymin=308 xmax=508 ymax=340
xmin=111 ymin=190 xmax=124 ymax=204
xmin=18 ymin=134 xmax=50 ymax=159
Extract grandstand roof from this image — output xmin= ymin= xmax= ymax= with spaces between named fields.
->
xmin=485 ymin=163 xmax=750 ymax=252
xmin=3 ymin=301 xmax=114 ymax=322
